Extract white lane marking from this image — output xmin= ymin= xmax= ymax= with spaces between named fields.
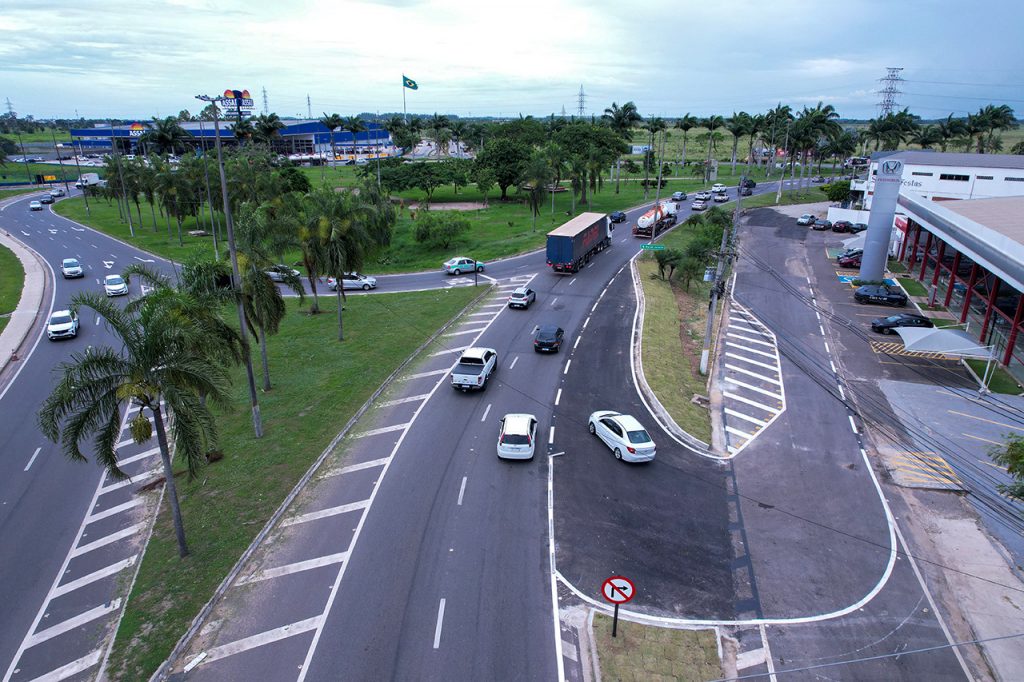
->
xmin=379 ymin=394 xmax=430 ymax=408
xmin=724 ymin=352 xmax=778 ymax=371
xmin=53 ymin=556 xmax=137 ymax=598
xmin=100 ymin=468 xmax=161 ymax=493
xmin=548 ymin=426 xmax=555 ymax=444
xmin=199 ymin=616 xmax=322 ymax=666
xmin=569 ymin=277 xmax=576 ymax=286
xmin=582 ymin=316 xmax=590 ymax=329
xmin=563 ymin=359 xmax=571 ymax=375
xmin=457 ymin=477 xmax=467 ymax=506
xmin=829 ymin=360 xmax=837 ymax=374
xmin=90 ymin=244 xmax=97 ymax=248
xmin=726 ymin=332 xmax=774 ymax=347
xmin=327 ymin=457 xmax=388 ymax=478
xmin=726 ymin=425 xmax=755 ymax=440
xmin=478 ymin=302 xmax=504 ymax=308
xmin=26 ymin=600 xmax=121 ymax=647
xmin=351 ymin=422 xmax=410 ymax=439
xmin=824 ymin=342 xmax=830 ymax=354
xmin=71 ymin=523 xmax=145 ymax=558
xmin=759 ymin=625 xmax=777 ymax=680
xmin=94 ymin=316 xmax=101 ymax=325
xmin=481 ymin=403 xmax=491 ymax=422
xmin=29 ymin=649 xmax=103 ymax=682
xmin=478 ymin=273 xmax=496 ymax=282
xmin=724 ymin=377 xmax=782 ymax=400
xmin=547 ymin=456 xmax=566 ymax=682
xmin=837 ymin=384 xmax=846 ymax=401
xmin=725 ymin=408 xmax=769 ymax=427
xmin=723 ymin=391 xmax=781 ymax=414
xmin=86 ymin=498 xmax=142 ymax=524
xmin=443 ymin=327 xmax=488 ymax=337
xmin=404 ymin=368 xmax=449 ymax=380
xmin=815 ymin=311 xmax=822 ymax=322
xmin=725 ymin=341 xmax=777 ymax=359
xmin=573 ymin=336 xmax=581 ymax=350
xmin=237 ymin=552 xmax=348 ymax=586
xmin=848 ymin=416 xmax=859 ymax=435
xmin=555 ymin=389 xmax=562 ymax=406
xmin=116 ymin=447 xmax=160 ymax=467
xmin=429 ymin=346 xmax=469 ymax=357
xmin=550 ymin=297 xmax=558 ymax=306
xmin=819 ymin=325 xmax=826 ymax=335
xmin=24 ymin=446 xmax=41 ymax=471
xmin=433 ymin=598 xmax=446 ymax=649
xmin=282 ymin=500 xmax=370 ymax=527
xmin=724 ymin=364 xmax=782 ymax=385
xmin=509 ymin=357 xmax=519 ymax=370
xmin=806 ymin=276 xmax=812 ymax=284
xmin=466 ymin=311 xmax=494 ymax=317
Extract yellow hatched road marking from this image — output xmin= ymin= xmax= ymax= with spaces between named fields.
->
xmin=869 ymin=341 xmax=957 ymax=359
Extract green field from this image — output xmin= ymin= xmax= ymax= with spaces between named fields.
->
xmin=0 ymin=187 xmax=41 ymax=200
xmin=1 ymin=128 xmax=73 ymax=144
xmin=107 ymin=287 xmax=481 ymax=679
xmin=0 ymin=160 xmax=80 ymax=185
xmin=0 ymin=242 xmax=25 ymax=336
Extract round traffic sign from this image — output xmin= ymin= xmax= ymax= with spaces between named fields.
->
xmin=601 ymin=575 xmax=635 ymax=604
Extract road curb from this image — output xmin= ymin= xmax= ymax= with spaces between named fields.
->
xmin=0 ymin=193 xmax=51 ymax=379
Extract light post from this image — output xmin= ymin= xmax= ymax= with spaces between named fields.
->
xmin=196 ymin=93 xmax=263 ymax=438
xmin=70 ymin=137 xmax=91 ymax=217
xmin=52 ymin=133 xmax=71 ymax=196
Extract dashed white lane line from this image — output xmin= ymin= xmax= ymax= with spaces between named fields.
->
xmin=327 ymin=457 xmax=388 ymax=478
xmin=555 ymin=388 xmax=562 ymax=406
xmin=582 ymin=316 xmax=590 ymax=329
xmin=573 ymin=336 xmax=581 ymax=350
xmin=457 ymin=477 xmax=467 ymax=506
xmin=829 ymin=360 xmax=838 ymax=374
xmin=237 ymin=552 xmax=349 ymax=586
xmin=433 ymin=598 xmax=446 ymax=649
xmin=819 ymin=325 xmax=826 ymax=335
xmin=86 ymin=499 xmax=142 ymax=524
xmin=563 ymin=359 xmax=571 ymax=375
xmin=726 ymin=332 xmax=774 ymax=347
xmin=550 ymin=297 xmax=558 ymax=306
xmin=351 ymin=422 xmax=410 ymax=439
xmin=849 ymin=416 xmax=859 ymax=434
xmin=282 ymin=500 xmax=370 ymax=527
xmin=509 ymin=357 xmax=519 ymax=370
xmin=569 ymin=277 xmax=576 ymax=286
xmin=724 ymin=377 xmax=782 ymax=400
xmin=442 ymin=327 xmax=487 ymax=338
xmin=838 ymin=384 xmax=846 ymax=401
xmin=725 ymin=341 xmax=777 ymax=359
xmin=379 ymin=394 xmax=430 ymax=408
xmin=24 ymin=446 xmax=41 ymax=471
xmin=724 ymin=352 xmax=778 ymax=372
xmin=71 ymin=523 xmax=145 ymax=558
xmin=724 ymin=364 xmax=781 ymax=385
xmin=429 ymin=346 xmax=469 ymax=357
xmin=27 ymin=600 xmax=121 ymax=647
xmin=724 ymin=408 xmax=769 ymax=427
xmin=481 ymin=403 xmax=491 ymax=422
xmin=824 ymin=341 xmax=830 ymax=353
xmin=548 ymin=426 xmax=555 ymax=444
xmin=723 ymin=391 xmax=781 ymax=414
xmin=466 ymin=311 xmax=494 ymax=317
xmin=199 ymin=616 xmax=322 ymax=665
xmin=52 ymin=556 xmax=137 ymax=598
xmin=32 ymin=649 xmax=103 ymax=682
xmin=725 ymin=425 xmax=756 ymax=440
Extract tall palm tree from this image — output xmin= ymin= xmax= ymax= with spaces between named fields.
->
xmin=937 ymin=113 xmax=968 ymax=152
xmin=971 ymin=104 xmax=1017 ymax=153
xmin=341 ymin=115 xmax=366 ymax=159
xmin=448 ymin=120 xmax=469 ymax=157
xmin=909 ymin=125 xmax=942 ymax=149
xmin=252 ymin=113 xmax=285 ymax=146
xmin=426 ymin=113 xmax=450 ymax=157
xmin=319 ymin=113 xmax=343 ymax=170
xmin=674 ymin=114 xmax=698 ymax=168
xmin=602 ymin=101 xmax=642 ymax=193
xmin=639 ymin=117 xmax=668 ymax=198
xmin=39 ymin=290 xmax=233 ymax=558
xmin=521 ymin=149 xmax=554 ymax=232
xmin=762 ymin=104 xmax=792 ymax=177
xmin=139 ymin=117 xmax=191 ymax=156
xmin=542 ymin=142 xmax=566 ymax=214
xmin=232 ymin=118 xmax=255 ymax=146
xmin=725 ymin=112 xmax=752 ymax=173
xmin=699 ymin=115 xmax=725 ymax=183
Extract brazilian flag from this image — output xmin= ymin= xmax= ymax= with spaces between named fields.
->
xmin=403 ymin=75 xmax=418 ymax=90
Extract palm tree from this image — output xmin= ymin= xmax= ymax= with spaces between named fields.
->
xmin=521 ymin=149 xmax=554 ymax=231
xmin=640 ymin=117 xmax=667 ymax=199
xmin=341 ymin=115 xmax=366 ymax=159
xmin=762 ymin=104 xmax=792 ymax=177
xmin=319 ymin=113 xmax=343 ymax=178
xmin=699 ymin=115 xmax=725 ymax=183
xmin=39 ymin=290 xmax=233 ymax=557
xmin=674 ymin=114 xmax=698 ymax=168
xmin=970 ymin=104 xmax=1017 ymax=153
xmin=449 ymin=120 xmax=469 ymax=157
xmin=602 ymin=101 xmax=643 ymax=193
xmin=909 ymin=125 xmax=942 ymax=149
xmin=139 ymin=117 xmax=191 ymax=156
xmin=725 ymin=112 xmax=752 ymax=173
xmin=232 ymin=118 xmax=255 ymax=146
xmin=426 ymin=113 xmax=450 ymax=157
xmin=252 ymin=113 xmax=285 ymax=146
xmin=542 ymin=142 xmax=566 ymax=214
xmin=937 ymin=114 xmax=968 ymax=152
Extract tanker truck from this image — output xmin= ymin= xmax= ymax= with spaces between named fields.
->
xmin=632 ymin=201 xmax=677 ymax=238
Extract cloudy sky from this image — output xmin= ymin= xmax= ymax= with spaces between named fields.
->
xmin=3 ymin=0 xmax=1023 ymax=121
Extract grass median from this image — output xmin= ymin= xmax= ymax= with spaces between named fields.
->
xmin=591 ymin=613 xmax=720 ymax=681
xmin=0 ymin=242 xmax=25 ymax=336
xmin=107 ymin=287 xmax=480 ymax=680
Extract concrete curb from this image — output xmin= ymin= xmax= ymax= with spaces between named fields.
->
xmin=0 ymin=194 xmax=51 ymax=378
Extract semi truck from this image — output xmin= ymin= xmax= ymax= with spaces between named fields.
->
xmin=632 ymin=201 xmax=677 ymax=238
xmin=546 ymin=212 xmax=612 ymax=274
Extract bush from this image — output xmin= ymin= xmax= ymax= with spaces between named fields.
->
xmin=413 ymin=210 xmax=470 ymax=249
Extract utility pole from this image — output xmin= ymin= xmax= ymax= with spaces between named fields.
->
xmin=197 ymin=119 xmax=220 ymax=259
xmin=51 ymin=129 xmax=71 ymax=196
xmin=262 ymin=87 xmax=269 ymax=115
xmin=196 ymin=93 xmax=264 ymax=438
xmin=307 ymin=94 xmax=312 ymax=119
xmin=775 ymin=119 xmax=791 ymax=204
xmin=699 ymin=211 xmax=732 ymax=375
xmin=650 ymin=129 xmax=667 ymax=246
xmin=70 ymin=137 xmax=91 ymax=216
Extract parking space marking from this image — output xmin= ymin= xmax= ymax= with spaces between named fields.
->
xmin=724 ymin=352 xmax=777 ymax=372
xmin=724 ymin=363 xmax=782 ymax=385
xmin=27 ymin=600 xmax=121 ymax=648
xmin=725 ymin=408 xmax=769 ymax=427
xmin=723 ymin=391 xmax=781 ymax=414
xmin=198 ymin=616 xmax=322 ymax=666
xmin=352 ymin=422 xmax=410 ymax=439
xmin=283 ymin=500 xmax=370 ymax=527
xmin=237 ymin=552 xmax=349 ymax=586
xmin=724 ymin=377 xmax=782 ymax=400
xmin=726 ymin=425 xmax=756 ymax=440
xmin=379 ymin=394 xmax=430 ymax=408
xmin=949 ymin=410 xmax=1024 ymax=432
xmin=53 ymin=556 xmax=137 ymax=598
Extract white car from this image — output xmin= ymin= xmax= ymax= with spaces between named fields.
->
xmin=50 ymin=188 xmax=66 ymax=197
xmin=713 ymin=192 xmax=729 ymax=203
xmin=711 ymin=183 xmax=726 ymax=193
xmin=29 ymin=201 xmax=43 ymax=211
xmin=265 ymin=265 xmax=301 ymax=282
xmin=694 ymin=191 xmax=712 ymax=201
xmin=587 ymin=410 xmax=656 ymax=462
xmin=327 ymin=272 xmax=377 ymax=291
xmin=497 ymin=413 xmax=538 ymax=460
xmin=103 ymin=274 xmax=129 ymax=296
xmin=796 ymin=214 xmax=815 ymax=226
xmin=61 ymin=257 xmax=84 ymax=278
xmin=443 ymin=257 xmax=485 ymax=275
xmin=691 ymin=200 xmax=708 ymax=211
xmin=47 ymin=310 xmax=79 ymax=340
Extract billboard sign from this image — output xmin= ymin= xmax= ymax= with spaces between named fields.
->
xmin=221 ymin=89 xmax=255 ymax=118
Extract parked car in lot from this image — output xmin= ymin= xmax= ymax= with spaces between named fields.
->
xmin=587 ymin=410 xmax=656 ymax=462
xmin=533 ymin=325 xmax=564 ymax=352
xmin=266 ymin=265 xmax=301 ymax=282
xmin=507 ymin=287 xmax=536 ymax=309
xmin=871 ymin=313 xmax=934 ymax=334
xmin=711 ymin=183 xmax=726 ymax=193
xmin=713 ymin=192 xmax=729 ymax=203
xmin=61 ymin=257 xmax=84 ymax=278
xmin=609 ymin=211 xmax=627 ymax=223
xmin=327 ymin=272 xmax=376 ymax=291
xmin=29 ymin=201 xmax=43 ymax=211
xmin=831 ymin=220 xmax=854 ymax=233
xmin=451 ymin=347 xmax=498 ymax=391
xmin=443 ymin=256 xmax=485 ymax=275
xmin=670 ymin=191 xmax=687 ymax=202
xmin=836 ymin=248 xmax=862 ymax=262
xmin=812 ymin=219 xmax=832 ymax=231
xmin=695 ymin=191 xmax=712 ymax=201
xmin=47 ymin=310 xmax=79 ymax=340
xmin=850 ymin=222 xmax=868 ymax=233
xmin=854 ymin=284 xmax=908 ymax=306
xmin=103 ymin=274 xmax=129 ymax=297
xmin=796 ymin=214 xmax=815 ymax=226
xmin=496 ymin=413 xmax=538 ymax=460
xmin=691 ymin=199 xmax=708 ymax=211
xmin=837 ymin=253 xmax=862 ymax=268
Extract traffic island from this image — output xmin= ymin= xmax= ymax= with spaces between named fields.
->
xmin=591 ymin=613 xmax=721 ymax=681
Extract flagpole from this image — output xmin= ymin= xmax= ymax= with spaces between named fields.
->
xmin=403 ymin=77 xmax=407 ymax=124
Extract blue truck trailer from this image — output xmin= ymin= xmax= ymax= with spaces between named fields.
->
xmin=546 ymin=212 xmax=613 ymax=274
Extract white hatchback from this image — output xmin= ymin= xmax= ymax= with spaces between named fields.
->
xmin=711 ymin=183 xmax=726 ymax=193
xmin=103 ymin=274 xmax=129 ymax=296
xmin=587 ymin=410 xmax=656 ymax=462
xmin=497 ymin=413 xmax=538 ymax=460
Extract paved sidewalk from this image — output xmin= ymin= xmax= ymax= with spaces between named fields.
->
xmin=0 ymin=220 xmax=48 ymax=375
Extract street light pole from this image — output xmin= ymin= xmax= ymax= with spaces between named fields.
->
xmin=70 ymin=138 xmax=91 ymax=217
xmin=51 ymin=130 xmax=71 ymax=196
xmin=197 ymin=94 xmax=263 ymax=438
xmin=699 ymin=215 xmax=731 ymax=375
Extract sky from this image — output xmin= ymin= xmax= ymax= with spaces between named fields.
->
xmin=3 ymin=0 xmax=1023 ymax=122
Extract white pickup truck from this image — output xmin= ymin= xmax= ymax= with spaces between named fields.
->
xmin=451 ymin=347 xmax=498 ymax=391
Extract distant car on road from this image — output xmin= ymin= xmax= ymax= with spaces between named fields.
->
xmin=713 ymin=192 xmax=729 ymax=203
xmin=812 ymin=219 xmax=832 ymax=231
xmin=496 ymin=413 xmax=538 ymax=460
xmin=508 ymin=287 xmax=536 ymax=309
xmin=29 ymin=201 xmax=43 ymax=211
xmin=871 ymin=313 xmax=934 ymax=335
xmin=695 ymin=191 xmax=712 ymax=201
xmin=533 ymin=325 xmax=564 ymax=353
xmin=50 ymin=188 xmax=66 ymax=197
xmin=103 ymin=274 xmax=129 ymax=297
xmin=443 ymin=256 xmax=485 ymax=275
xmin=47 ymin=310 xmax=79 ymax=340
xmin=39 ymin=194 xmax=55 ymax=205
xmin=61 ymin=258 xmax=84 ymax=278
xmin=609 ymin=211 xmax=627 ymax=223
xmin=327 ymin=272 xmax=376 ymax=291
xmin=796 ymin=214 xmax=815 ymax=226
xmin=855 ymin=284 xmax=907 ymax=307
xmin=711 ymin=183 xmax=726 ymax=193
xmin=670 ymin=191 xmax=687 ymax=202
xmin=691 ymin=200 xmax=708 ymax=211
xmin=741 ymin=178 xmax=756 ymax=189
xmin=587 ymin=410 xmax=656 ymax=463
xmin=265 ymin=265 xmax=301 ymax=282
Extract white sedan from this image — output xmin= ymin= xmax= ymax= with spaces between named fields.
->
xmin=266 ymin=265 xmax=301 ymax=282
xmin=327 ymin=272 xmax=377 ymax=291
xmin=497 ymin=413 xmax=538 ymax=460
xmin=587 ymin=411 xmax=656 ymax=462
xmin=711 ymin=183 xmax=726 ymax=193
xmin=103 ymin=274 xmax=129 ymax=296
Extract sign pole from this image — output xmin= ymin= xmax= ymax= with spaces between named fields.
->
xmin=612 ymin=603 xmax=619 ymax=637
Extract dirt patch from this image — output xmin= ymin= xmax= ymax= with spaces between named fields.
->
xmin=591 ymin=613 xmax=721 ymax=681
xmin=404 ymin=201 xmax=486 ymax=211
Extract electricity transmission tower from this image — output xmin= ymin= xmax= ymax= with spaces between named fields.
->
xmin=877 ymin=67 xmax=904 ymax=116
xmin=262 ymin=87 xmax=269 ymax=114
xmin=576 ymin=85 xmax=586 ymax=118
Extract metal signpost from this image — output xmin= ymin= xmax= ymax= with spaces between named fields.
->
xmin=640 ymin=244 xmax=665 ymax=251
xmin=601 ymin=575 xmax=635 ymax=637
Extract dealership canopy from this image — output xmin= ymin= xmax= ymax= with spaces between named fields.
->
xmin=892 ymin=327 xmax=993 ymax=359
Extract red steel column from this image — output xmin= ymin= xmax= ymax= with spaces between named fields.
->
xmin=908 ymin=224 xmax=922 ymax=270
xmin=918 ymin=232 xmax=932 ymax=281
xmin=944 ymin=252 xmax=961 ymax=307
xmin=979 ymin=276 xmax=1000 ymax=344
xmin=961 ymin=264 xmax=979 ymax=324
xmin=931 ymin=241 xmax=946 ymax=288
xmin=1003 ymin=295 xmax=1024 ymax=366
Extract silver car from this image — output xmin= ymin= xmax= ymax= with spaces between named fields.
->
xmin=587 ymin=410 xmax=656 ymax=462
xmin=266 ymin=265 xmax=301 ymax=282
xmin=61 ymin=258 xmax=84 ymax=278
xmin=327 ymin=272 xmax=377 ymax=291
xmin=103 ymin=274 xmax=129 ymax=296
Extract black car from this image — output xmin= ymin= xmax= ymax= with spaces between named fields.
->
xmin=849 ymin=222 xmax=868 ymax=233
xmin=609 ymin=211 xmax=627 ymax=223
xmin=40 ymin=194 xmax=55 ymax=204
xmin=831 ymin=220 xmax=853 ymax=233
xmin=739 ymin=186 xmax=753 ymax=196
xmin=533 ymin=325 xmax=564 ymax=353
xmin=740 ymin=178 xmax=756 ymax=189
xmin=836 ymin=248 xmax=862 ymax=262
xmin=854 ymin=284 xmax=908 ymax=307
xmin=871 ymin=313 xmax=934 ymax=334
xmin=812 ymin=219 xmax=832 ymax=231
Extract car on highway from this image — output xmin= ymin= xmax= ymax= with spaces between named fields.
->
xmin=739 ymin=186 xmax=753 ymax=196
xmin=695 ymin=191 xmax=712 ymax=201
xmin=103 ymin=274 xmax=129 ymax=296
xmin=61 ymin=257 xmax=84 ymax=278
xmin=609 ymin=211 xmax=627 ymax=223
xmin=46 ymin=310 xmax=79 ymax=340
xmin=443 ymin=256 xmax=485 ymax=275
xmin=39 ymin=194 xmax=55 ymax=205
xmin=670 ymin=191 xmax=687 ymax=202
xmin=50 ymin=188 xmax=65 ymax=197
xmin=711 ymin=183 xmax=726 ymax=193
xmin=812 ymin=219 xmax=832 ymax=231
xmin=796 ymin=214 xmax=815 ymax=226
xmin=741 ymin=178 xmax=756 ymax=189
xmin=587 ymin=410 xmax=656 ymax=462
xmin=496 ymin=413 xmax=538 ymax=460
xmin=508 ymin=287 xmax=536 ymax=309
xmin=451 ymin=347 xmax=497 ymax=391
xmin=713 ymin=192 xmax=729 ymax=203
xmin=533 ymin=325 xmax=564 ymax=352
xmin=29 ymin=201 xmax=43 ymax=211
xmin=837 ymin=253 xmax=862 ymax=268
xmin=266 ymin=265 xmax=301 ymax=282
xmin=327 ymin=272 xmax=377 ymax=291
xmin=854 ymin=284 xmax=908 ymax=306
xmin=871 ymin=313 xmax=934 ymax=335
xmin=691 ymin=199 xmax=708 ymax=211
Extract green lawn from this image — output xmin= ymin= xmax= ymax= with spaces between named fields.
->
xmin=1 ymin=128 xmax=72 ymax=144
xmin=592 ymin=613 xmax=720 ymax=681
xmin=0 ymin=187 xmax=41 ymax=200
xmin=965 ymin=358 xmax=1023 ymax=395
xmin=0 ymin=161 xmax=81 ymax=185
xmin=107 ymin=287 xmax=481 ymax=679
xmin=737 ymin=184 xmax=830 ymax=210
xmin=0 ymin=242 xmax=24 ymax=336
xmin=897 ymin=277 xmax=929 ymax=297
